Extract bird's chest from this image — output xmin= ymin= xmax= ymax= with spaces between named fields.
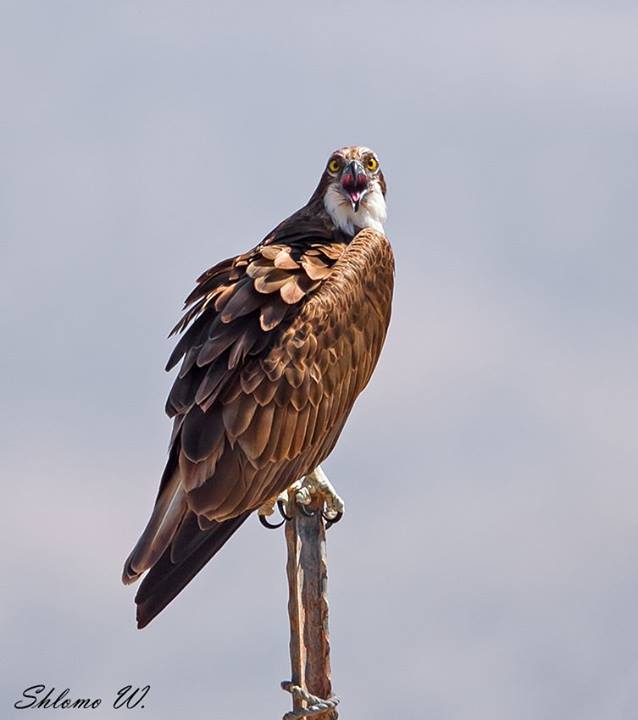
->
xmin=289 ymin=235 xmax=393 ymax=389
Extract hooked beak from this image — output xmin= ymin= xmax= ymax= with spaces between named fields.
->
xmin=340 ymin=160 xmax=368 ymax=211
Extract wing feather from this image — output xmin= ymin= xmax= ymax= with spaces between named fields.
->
xmin=123 ymin=225 xmax=394 ymax=628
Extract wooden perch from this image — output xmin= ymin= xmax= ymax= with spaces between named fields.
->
xmin=283 ymin=497 xmax=339 ymax=719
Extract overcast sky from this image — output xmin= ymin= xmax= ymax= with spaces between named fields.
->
xmin=2 ymin=2 xmax=638 ymax=718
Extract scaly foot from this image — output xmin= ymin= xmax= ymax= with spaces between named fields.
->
xmin=292 ymin=466 xmax=345 ymax=527
xmin=257 ymin=466 xmax=345 ymax=529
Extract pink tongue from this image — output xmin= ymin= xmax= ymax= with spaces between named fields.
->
xmin=349 ymin=191 xmax=360 ymax=204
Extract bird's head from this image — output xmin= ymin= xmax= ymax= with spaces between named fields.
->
xmin=314 ymin=146 xmax=387 ymax=236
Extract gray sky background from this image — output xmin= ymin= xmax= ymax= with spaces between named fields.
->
xmin=2 ymin=2 xmax=638 ymax=718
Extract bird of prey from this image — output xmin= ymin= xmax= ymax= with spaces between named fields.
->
xmin=122 ymin=146 xmax=394 ymax=628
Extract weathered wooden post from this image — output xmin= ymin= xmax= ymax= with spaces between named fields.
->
xmin=281 ymin=496 xmax=340 ymax=720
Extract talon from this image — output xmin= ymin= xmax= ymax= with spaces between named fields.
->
xmin=324 ymin=511 xmax=343 ymax=529
xmin=259 ymin=513 xmax=285 ymax=529
xmin=277 ymin=500 xmax=293 ymax=522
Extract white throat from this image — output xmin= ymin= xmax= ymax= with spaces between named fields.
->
xmin=324 ymin=184 xmax=387 ymax=235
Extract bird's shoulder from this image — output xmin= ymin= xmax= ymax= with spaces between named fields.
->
xmin=164 ymin=212 xmax=350 ymax=418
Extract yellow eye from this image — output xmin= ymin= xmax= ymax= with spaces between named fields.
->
xmin=327 ymin=157 xmax=342 ymax=174
xmin=365 ymin=156 xmax=379 ymax=172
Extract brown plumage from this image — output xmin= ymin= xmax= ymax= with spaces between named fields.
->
xmin=122 ymin=146 xmax=394 ymax=628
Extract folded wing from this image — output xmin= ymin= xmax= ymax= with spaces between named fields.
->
xmin=122 ymin=226 xmax=394 ymax=627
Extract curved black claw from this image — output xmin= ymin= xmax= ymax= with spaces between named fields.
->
xmin=323 ymin=511 xmax=343 ymax=529
xmin=259 ymin=513 xmax=285 ymax=530
xmin=277 ymin=500 xmax=293 ymax=522
xmin=298 ymin=503 xmax=318 ymax=518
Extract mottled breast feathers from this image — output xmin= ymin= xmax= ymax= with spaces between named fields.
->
xmin=163 ymin=228 xmax=394 ymax=523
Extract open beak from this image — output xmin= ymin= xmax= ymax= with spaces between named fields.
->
xmin=340 ymin=160 xmax=368 ymax=211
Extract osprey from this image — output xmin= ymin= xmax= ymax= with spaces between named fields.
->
xmin=122 ymin=146 xmax=394 ymax=628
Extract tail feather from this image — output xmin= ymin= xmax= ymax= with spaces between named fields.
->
xmin=122 ymin=470 xmax=186 ymax=586
xmin=134 ymin=511 xmax=251 ymax=629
